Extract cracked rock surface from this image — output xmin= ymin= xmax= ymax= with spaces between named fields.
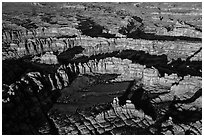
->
xmin=2 ymin=2 xmax=202 ymax=135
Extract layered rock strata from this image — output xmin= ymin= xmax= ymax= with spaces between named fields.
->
xmin=3 ymin=34 xmax=202 ymax=61
xmin=2 ymin=2 xmax=202 ymax=135
xmin=48 ymin=98 xmax=155 ymax=135
xmin=2 ymin=64 xmax=78 ymax=134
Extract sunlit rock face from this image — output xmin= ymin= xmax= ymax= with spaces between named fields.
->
xmin=48 ymin=98 xmax=155 ymax=135
xmin=2 ymin=29 xmax=202 ymax=61
xmin=2 ymin=2 xmax=202 ymax=135
xmin=32 ymin=52 xmax=59 ymax=64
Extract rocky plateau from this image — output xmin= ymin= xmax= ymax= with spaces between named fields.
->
xmin=2 ymin=2 xmax=202 ymax=135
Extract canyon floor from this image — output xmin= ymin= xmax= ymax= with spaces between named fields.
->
xmin=2 ymin=2 xmax=202 ymax=135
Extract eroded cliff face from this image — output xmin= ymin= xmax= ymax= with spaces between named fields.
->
xmin=2 ymin=2 xmax=202 ymax=135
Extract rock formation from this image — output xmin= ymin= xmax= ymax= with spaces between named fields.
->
xmin=2 ymin=2 xmax=202 ymax=135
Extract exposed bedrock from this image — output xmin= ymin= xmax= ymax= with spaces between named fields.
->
xmin=74 ymin=51 xmax=201 ymax=78
xmin=2 ymin=2 xmax=202 ymax=135
xmin=48 ymin=75 xmax=201 ymax=135
xmin=2 ymin=2 xmax=202 ymax=61
xmin=2 ymin=63 xmax=80 ymax=134
xmin=3 ymin=45 xmax=201 ymax=85
xmin=3 ymin=34 xmax=202 ymax=62
xmin=48 ymin=98 xmax=155 ymax=135
xmin=2 ymin=48 xmax=202 ymax=134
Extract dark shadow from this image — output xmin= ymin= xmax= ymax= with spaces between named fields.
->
xmin=128 ymin=31 xmax=202 ymax=42
xmin=56 ymin=34 xmax=77 ymax=39
xmin=118 ymin=81 xmax=157 ymax=120
xmin=76 ymin=16 xmax=118 ymax=38
xmin=57 ymin=46 xmax=84 ymax=64
xmin=169 ymin=105 xmax=201 ymax=124
xmin=130 ymin=87 xmax=157 ymax=120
